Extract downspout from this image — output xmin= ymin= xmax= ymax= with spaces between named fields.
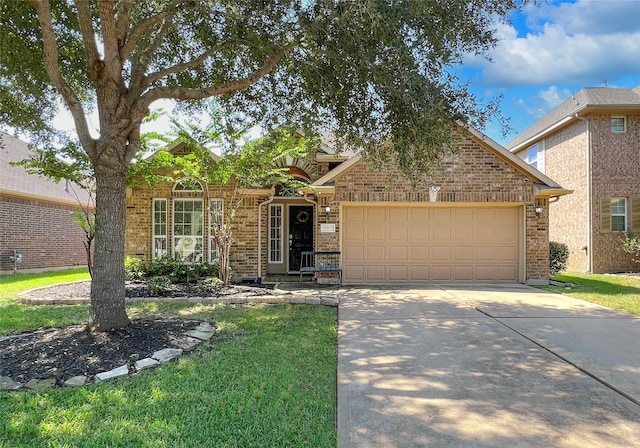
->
xmin=575 ymin=113 xmax=592 ymax=272
xmin=303 ymin=193 xmax=318 ymax=251
xmin=257 ymin=189 xmax=276 ymax=281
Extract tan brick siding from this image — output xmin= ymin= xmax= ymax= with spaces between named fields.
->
xmin=0 ymin=194 xmax=88 ymax=272
xmin=125 ymin=181 xmax=264 ymax=279
xmin=329 ymin=134 xmax=548 ymax=283
xmin=127 ymin=134 xmax=551 ymax=283
xmin=544 ymin=120 xmax=590 ymax=272
xmin=540 ymin=114 xmax=640 ymax=273
xmin=590 ymin=115 xmax=640 ymax=272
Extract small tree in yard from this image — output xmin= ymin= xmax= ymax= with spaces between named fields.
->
xmin=2 ymin=0 xmax=532 ymax=330
xmin=171 ymin=114 xmax=315 ymax=286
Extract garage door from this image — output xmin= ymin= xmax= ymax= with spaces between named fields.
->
xmin=342 ymin=205 xmax=521 ymax=283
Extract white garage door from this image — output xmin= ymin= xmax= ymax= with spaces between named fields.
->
xmin=342 ymin=205 xmax=521 ymax=283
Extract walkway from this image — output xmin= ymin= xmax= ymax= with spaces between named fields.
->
xmin=337 ymin=284 xmax=640 ymax=447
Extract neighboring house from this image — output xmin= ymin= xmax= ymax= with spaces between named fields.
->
xmin=0 ymin=133 xmax=92 ymax=274
xmin=126 ymin=126 xmax=570 ymax=285
xmin=506 ymin=85 xmax=640 ymax=274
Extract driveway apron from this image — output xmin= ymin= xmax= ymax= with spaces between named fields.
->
xmin=337 ymin=285 xmax=640 ymax=447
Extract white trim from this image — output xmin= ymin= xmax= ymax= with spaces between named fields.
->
xmin=611 ymin=197 xmax=627 ymax=232
xmin=152 ymin=198 xmax=168 ymax=259
xmin=611 ymin=116 xmax=627 ymax=133
xmin=268 ymin=204 xmax=284 ymax=264
xmin=172 ymin=198 xmax=204 ymax=262
xmin=208 ymin=198 xmax=224 ymax=263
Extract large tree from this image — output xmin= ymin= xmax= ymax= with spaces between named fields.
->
xmin=0 ymin=0 xmax=527 ymax=330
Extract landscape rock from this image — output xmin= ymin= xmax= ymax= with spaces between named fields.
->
xmin=24 ymin=378 xmax=56 ymax=390
xmin=170 ymin=336 xmax=201 ymax=352
xmin=135 ymin=358 xmax=161 ymax=371
xmin=64 ymin=376 xmax=88 ymax=387
xmin=152 ymin=348 xmax=183 ymax=363
xmin=0 ymin=376 xmax=22 ymax=391
xmin=95 ymin=364 xmax=129 ymax=382
xmin=195 ymin=322 xmax=214 ymax=333
xmin=185 ymin=329 xmax=215 ymax=341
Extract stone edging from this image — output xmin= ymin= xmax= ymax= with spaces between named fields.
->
xmin=16 ymin=282 xmax=340 ymax=307
xmin=0 ymin=321 xmax=216 ymax=392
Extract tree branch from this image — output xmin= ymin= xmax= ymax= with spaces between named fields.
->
xmin=119 ymin=0 xmax=187 ymax=60
xmin=27 ymin=0 xmax=96 ymax=158
xmin=115 ymin=0 xmax=135 ymax=45
xmin=141 ymin=39 xmax=252 ymax=91
xmin=129 ymin=18 xmax=175 ymax=95
xmin=73 ymin=0 xmax=101 ymax=83
xmin=140 ymin=45 xmax=292 ymax=107
xmin=98 ymin=0 xmax=121 ymax=81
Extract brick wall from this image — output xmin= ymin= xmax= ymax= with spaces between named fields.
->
xmin=327 ymin=134 xmax=549 ymax=283
xmin=544 ymin=120 xmax=590 ymax=272
xmin=125 ymin=181 xmax=264 ymax=278
xmin=590 ymin=115 xmax=640 ymax=272
xmin=127 ymin=135 xmax=552 ymax=283
xmin=0 ymin=194 xmax=88 ymax=273
xmin=535 ymin=114 xmax=640 ymax=273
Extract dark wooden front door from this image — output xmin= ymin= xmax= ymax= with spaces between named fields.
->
xmin=288 ymin=205 xmax=314 ymax=271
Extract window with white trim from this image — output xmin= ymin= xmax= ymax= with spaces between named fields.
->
xmin=152 ymin=198 xmax=167 ymax=259
xmin=269 ymin=204 xmax=283 ymax=263
xmin=173 ymin=199 xmax=204 ymax=262
xmin=611 ymin=198 xmax=627 ymax=232
xmin=611 ymin=116 xmax=626 ymax=133
xmin=209 ymin=198 xmax=224 ymax=262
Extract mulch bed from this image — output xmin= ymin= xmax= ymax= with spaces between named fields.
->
xmin=0 ymin=319 xmax=204 ymax=385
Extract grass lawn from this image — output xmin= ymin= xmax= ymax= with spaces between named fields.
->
xmin=541 ymin=272 xmax=640 ymax=316
xmin=0 ymin=270 xmax=337 ymax=447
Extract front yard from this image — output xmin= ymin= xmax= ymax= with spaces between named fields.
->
xmin=0 ymin=270 xmax=337 ymax=447
xmin=542 ymin=272 xmax=640 ymax=316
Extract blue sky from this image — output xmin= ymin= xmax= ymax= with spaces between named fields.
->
xmin=466 ymin=0 xmax=640 ymax=146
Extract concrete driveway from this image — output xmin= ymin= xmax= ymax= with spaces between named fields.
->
xmin=337 ymin=284 xmax=640 ymax=447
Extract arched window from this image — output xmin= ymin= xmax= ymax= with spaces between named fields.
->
xmin=173 ymin=178 xmax=204 ymax=192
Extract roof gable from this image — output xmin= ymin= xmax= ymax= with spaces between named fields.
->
xmin=506 ymin=85 xmax=640 ymax=151
xmin=313 ymin=125 xmax=567 ymax=194
xmin=0 ymin=133 xmax=92 ymax=206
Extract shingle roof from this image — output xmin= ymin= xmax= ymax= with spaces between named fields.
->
xmin=0 ymin=133 xmax=92 ymax=206
xmin=506 ymin=85 xmax=640 ymax=151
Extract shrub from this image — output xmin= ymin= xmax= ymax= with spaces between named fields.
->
xmin=198 ymin=276 xmax=224 ymax=294
xmin=148 ymin=275 xmax=171 ymax=296
xmin=124 ymin=257 xmax=145 ymax=280
xmin=621 ymin=232 xmax=640 ymax=263
xmin=549 ymin=241 xmax=569 ymax=276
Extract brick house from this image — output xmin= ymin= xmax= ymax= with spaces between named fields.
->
xmin=506 ymin=85 xmax=640 ymax=274
xmin=126 ymin=126 xmax=570 ymax=285
xmin=0 ymin=133 xmax=92 ymax=274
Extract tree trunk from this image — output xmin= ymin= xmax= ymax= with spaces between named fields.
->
xmin=89 ymin=164 xmax=131 ymax=331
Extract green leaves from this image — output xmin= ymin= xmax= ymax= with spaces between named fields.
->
xmin=2 ymin=0 xmax=530 ymax=182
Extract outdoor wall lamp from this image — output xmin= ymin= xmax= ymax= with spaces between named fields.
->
xmin=325 ymin=206 xmax=331 ymax=215
xmin=535 ymin=206 xmax=542 ymax=216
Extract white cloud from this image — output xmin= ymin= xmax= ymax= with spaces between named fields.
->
xmin=526 ymin=0 xmax=640 ymax=35
xmin=468 ymin=1 xmax=640 ymax=87
xmin=513 ymin=85 xmax=572 ymax=120
xmin=537 ymin=85 xmax=571 ymax=110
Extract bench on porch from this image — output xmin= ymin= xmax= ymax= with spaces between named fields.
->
xmin=299 ymin=251 xmax=342 ymax=286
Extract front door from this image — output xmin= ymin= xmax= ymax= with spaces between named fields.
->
xmin=288 ymin=205 xmax=314 ymax=272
